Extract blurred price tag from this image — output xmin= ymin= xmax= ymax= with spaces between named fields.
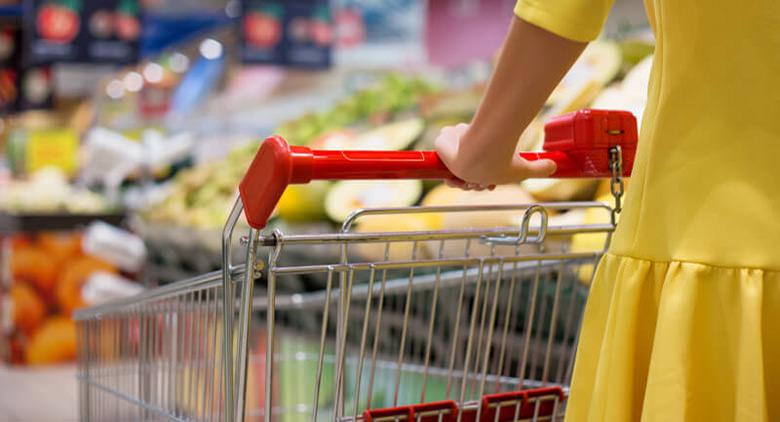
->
xmin=26 ymin=128 xmax=79 ymax=176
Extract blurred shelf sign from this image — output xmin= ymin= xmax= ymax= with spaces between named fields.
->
xmin=83 ymin=0 xmax=141 ymax=63
xmin=17 ymin=66 xmax=54 ymax=110
xmin=23 ymin=0 xmax=140 ymax=65
xmin=0 ymin=18 xmax=21 ymax=114
xmin=240 ymin=0 xmax=332 ymax=69
xmin=25 ymin=127 xmax=79 ymax=176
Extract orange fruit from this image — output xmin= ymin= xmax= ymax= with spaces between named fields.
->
xmin=10 ymin=234 xmax=33 ymax=249
xmin=8 ymin=283 xmax=47 ymax=335
xmin=38 ymin=232 xmax=82 ymax=266
xmin=56 ymin=255 xmax=117 ymax=315
xmin=25 ymin=316 xmax=77 ymax=365
xmin=11 ymin=246 xmax=58 ymax=299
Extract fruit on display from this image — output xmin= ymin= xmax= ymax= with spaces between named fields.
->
xmin=11 ymin=247 xmax=58 ymax=300
xmin=38 ymin=232 xmax=82 ymax=266
xmin=420 ymin=184 xmax=536 ymax=257
xmin=25 ymin=316 xmax=77 ymax=365
xmin=351 ymin=118 xmax=424 ymax=150
xmin=592 ymin=55 xmax=653 ymax=124
xmin=7 ymin=284 xmax=47 ymax=336
xmin=421 ymin=184 xmax=536 ymax=230
xmin=311 ymin=118 xmax=424 ymax=151
xmin=3 ymin=232 xmax=133 ymax=365
xmin=325 ymin=179 xmax=423 ymax=223
xmin=546 ymin=41 xmax=623 ymax=115
xmin=56 ymin=255 xmax=117 ymax=315
xmin=426 ymin=184 xmax=535 ymax=230
xmin=619 ymin=38 xmax=655 ymax=69
xmin=308 ymin=129 xmax=356 ymax=149
xmin=522 ymin=179 xmax=600 ymax=202
xmin=36 ymin=0 xmax=81 ymax=44
xmin=274 ymin=181 xmax=330 ymax=222
xmin=352 ymin=213 xmax=440 ymax=262
xmin=145 ymin=75 xmax=436 ymax=230
xmin=0 ymin=167 xmax=111 ymax=214
xmin=276 ymin=75 xmax=437 ymax=146
xmin=146 ymin=141 xmax=258 ymax=229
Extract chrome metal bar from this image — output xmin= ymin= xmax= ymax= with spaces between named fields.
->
xmin=333 ymin=269 xmax=355 ymax=418
xmin=312 ymin=270 xmax=334 ymax=422
xmin=478 ymin=262 xmax=504 ymax=399
xmin=256 ymin=224 xmax=614 ymax=248
xmin=74 ymin=265 xmax=247 ymax=319
xmin=366 ymin=244 xmax=390 ymax=410
xmin=542 ymin=262 xmax=565 ymax=384
xmin=254 ymin=259 xmax=585 ymax=312
xmin=267 ymin=252 xmax=601 ymax=276
xmin=419 ymin=259 xmax=443 ymax=403
xmin=264 ymin=236 xmax=283 ymax=422
xmin=352 ymin=267 xmax=376 ymax=421
xmin=518 ymin=263 xmax=542 ymax=387
xmin=393 ymin=241 xmax=418 ymax=406
xmin=222 ymin=198 xmax=244 ymax=422
xmin=235 ymin=228 xmax=258 ymax=422
xmin=494 ymin=256 xmax=518 ymax=392
xmin=457 ymin=261 xmax=484 ymax=420
xmin=445 ymin=265 xmax=469 ymax=400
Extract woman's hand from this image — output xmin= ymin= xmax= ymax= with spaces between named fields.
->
xmin=434 ymin=123 xmax=556 ymax=190
xmin=431 ymin=17 xmax=586 ymax=190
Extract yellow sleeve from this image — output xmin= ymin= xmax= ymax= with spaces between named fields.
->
xmin=515 ymin=0 xmax=615 ymax=43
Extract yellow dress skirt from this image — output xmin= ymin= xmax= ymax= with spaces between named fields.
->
xmin=515 ymin=0 xmax=780 ymax=420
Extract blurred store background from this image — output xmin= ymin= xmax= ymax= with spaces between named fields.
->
xmin=0 ymin=0 xmax=651 ymax=420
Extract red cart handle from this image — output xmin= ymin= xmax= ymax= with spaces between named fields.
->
xmin=240 ymin=109 xmax=638 ymax=229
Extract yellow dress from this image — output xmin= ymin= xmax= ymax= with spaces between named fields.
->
xmin=515 ymin=0 xmax=780 ymax=420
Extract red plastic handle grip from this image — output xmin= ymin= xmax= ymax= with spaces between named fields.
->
xmin=239 ymin=109 xmax=638 ymax=229
xmin=290 ymin=149 xmax=580 ymax=181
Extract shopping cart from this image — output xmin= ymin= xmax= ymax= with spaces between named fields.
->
xmin=74 ymin=109 xmax=637 ymax=422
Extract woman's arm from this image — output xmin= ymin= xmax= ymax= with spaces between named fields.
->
xmin=435 ymin=17 xmax=588 ymax=187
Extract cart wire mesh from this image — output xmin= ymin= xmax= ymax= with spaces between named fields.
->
xmin=76 ymin=201 xmax=614 ymax=422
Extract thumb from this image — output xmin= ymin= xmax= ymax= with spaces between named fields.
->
xmin=511 ymin=157 xmax=557 ymax=180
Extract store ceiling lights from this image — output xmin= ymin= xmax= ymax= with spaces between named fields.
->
xmin=123 ymin=72 xmax=143 ymax=92
xmin=106 ymin=79 xmax=125 ymax=99
xmin=169 ymin=52 xmax=189 ymax=73
xmin=143 ymin=63 xmax=164 ymax=84
xmin=199 ymin=38 xmax=223 ymax=60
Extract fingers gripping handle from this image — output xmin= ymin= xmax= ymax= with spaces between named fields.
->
xmin=239 ymin=109 xmax=638 ymax=229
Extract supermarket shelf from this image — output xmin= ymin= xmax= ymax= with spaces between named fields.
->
xmin=0 ymin=212 xmax=126 ymax=235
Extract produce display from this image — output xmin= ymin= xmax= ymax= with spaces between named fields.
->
xmin=143 ymin=75 xmax=436 ymax=229
xmin=1 ymin=232 xmax=123 ymax=365
xmin=143 ymin=39 xmax=653 ymax=263
xmin=276 ymin=75 xmax=436 ymax=146
xmin=0 ymin=168 xmax=112 ymax=214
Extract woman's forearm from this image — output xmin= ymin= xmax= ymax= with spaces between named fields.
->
xmin=460 ymin=17 xmax=587 ymax=167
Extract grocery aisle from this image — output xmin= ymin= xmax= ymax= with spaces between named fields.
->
xmin=0 ymin=364 xmax=77 ymax=421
